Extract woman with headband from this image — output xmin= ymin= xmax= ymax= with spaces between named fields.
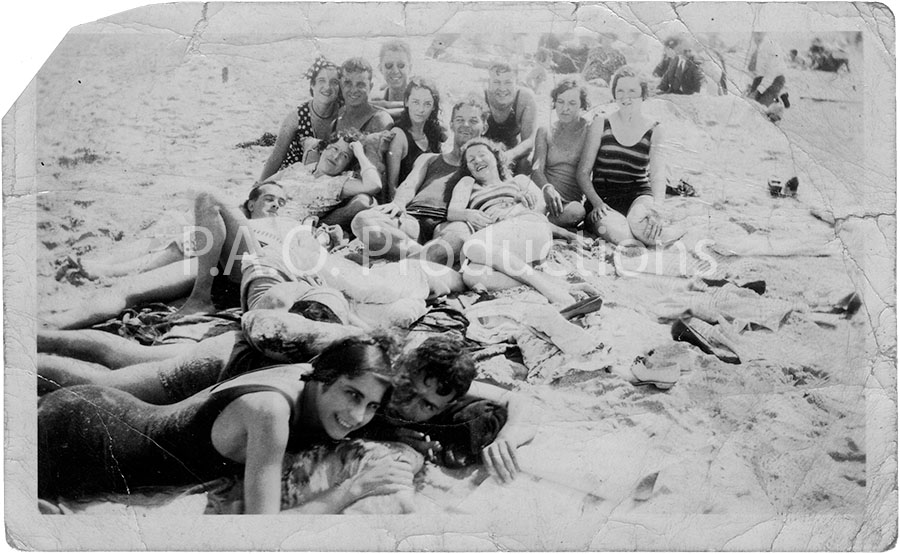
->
xmin=259 ymin=56 xmax=342 ymax=182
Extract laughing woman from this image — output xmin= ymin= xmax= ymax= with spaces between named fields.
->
xmin=384 ymin=77 xmax=447 ymax=201
xmin=39 ymin=334 xmax=416 ymax=514
xmin=576 ymin=66 xmax=670 ymax=246
xmin=259 ymin=56 xmax=342 ymax=183
xmin=448 ymin=138 xmax=586 ymax=306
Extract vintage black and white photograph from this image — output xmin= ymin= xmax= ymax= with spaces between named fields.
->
xmin=4 ymin=2 xmax=895 ymax=550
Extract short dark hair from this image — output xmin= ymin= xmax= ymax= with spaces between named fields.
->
xmin=450 ymin=93 xmax=489 ymax=123
xmin=308 ymin=332 xmax=400 ymax=388
xmin=550 ymin=78 xmax=590 ymax=110
xmin=398 ymin=333 xmax=475 ymax=400
xmin=243 ymin=181 xmax=284 ymax=216
xmin=341 ymin=57 xmax=374 ymax=81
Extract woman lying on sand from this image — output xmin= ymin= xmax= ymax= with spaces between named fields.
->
xmin=39 ymin=334 xmax=418 ymax=514
xmin=530 ymin=79 xmax=590 ymax=230
xmin=258 ymin=56 xmax=342 ymax=183
xmin=384 ymin=77 xmax=447 ymax=201
xmin=577 ymin=66 xmax=672 ymax=246
xmin=448 ymin=138 xmax=592 ymax=306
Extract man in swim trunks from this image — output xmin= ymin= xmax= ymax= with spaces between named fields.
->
xmin=483 ymin=62 xmax=538 ymax=175
xmin=353 ymin=333 xmax=532 ymax=483
xmin=350 ymin=95 xmax=488 ymax=267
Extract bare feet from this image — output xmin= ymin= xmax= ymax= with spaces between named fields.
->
xmin=171 ymin=298 xmax=216 ymax=319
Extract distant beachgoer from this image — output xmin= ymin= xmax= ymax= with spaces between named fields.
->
xmin=384 ymin=77 xmax=447 ymax=201
xmin=448 ymin=138 xmax=584 ymax=306
xmin=652 ymin=37 xmax=681 ymax=78
xmin=530 ymin=79 xmax=590 ymax=229
xmin=657 ymin=45 xmax=705 ymax=95
xmin=334 ymin=58 xmax=394 ymax=135
xmin=483 ymin=62 xmax=537 ymax=175
xmin=371 ymin=40 xmax=411 ymax=116
xmin=38 ymin=335 xmax=414 ymax=514
xmin=577 ymin=66 xmax=671 ymax=247
xmin=259 ymin=56 xmax=341 ymax=183
xmin=746 ymin=32 xmax=788 ymax=109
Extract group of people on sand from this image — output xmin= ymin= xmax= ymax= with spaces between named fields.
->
xmin=40 ymin=38 xmax=680 ymax=514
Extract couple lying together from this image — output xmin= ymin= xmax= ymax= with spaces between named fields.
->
xmin=39 ymin=330 xmax=532 ymax=514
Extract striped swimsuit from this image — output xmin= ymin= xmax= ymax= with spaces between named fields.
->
xmin=591 ymin=119 xmax=657 ymax=215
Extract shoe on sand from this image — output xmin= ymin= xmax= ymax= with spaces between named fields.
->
xmin=560 ymin=295 xmax=603 ymax=320
xmin=630 ymin=351 xmax=680 ymax=390
xmin=671 ymin=318 xmax=741 ymax=364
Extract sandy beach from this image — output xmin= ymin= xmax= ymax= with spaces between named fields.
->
xmin=4 ymin=2 xmax=895 ymax=550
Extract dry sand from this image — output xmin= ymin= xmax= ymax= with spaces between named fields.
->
xmin=5 ymin=3 xmax=895 ymax=551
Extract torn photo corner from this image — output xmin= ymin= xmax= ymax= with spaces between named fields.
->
xmin=4 ymin=1 xmax=895 ymax=551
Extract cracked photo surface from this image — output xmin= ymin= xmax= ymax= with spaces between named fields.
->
xmin=3 ymin=2 xmax=896 ymax=551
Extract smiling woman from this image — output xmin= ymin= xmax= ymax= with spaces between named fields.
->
xmin=38 ymin=333 xmax=413 ymax=514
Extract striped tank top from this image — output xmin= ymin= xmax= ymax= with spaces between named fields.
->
xmin=468 ymin=177 xmax=531 ymax=221
xmin=592 ymin=118 xmax=657 ymax=204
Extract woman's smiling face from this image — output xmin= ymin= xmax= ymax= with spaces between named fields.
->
xmin=318 ymin=140 xmax=353 ymax=176
xmin=312 ymin=67 xmax=340 ymax=105
xmin=316 ymin=373 xmax=389 ymax=439
xmin=614 ymin=76 xmax=643 ymax=108
xmin=465 ymin=144 xmax=499 ymax=183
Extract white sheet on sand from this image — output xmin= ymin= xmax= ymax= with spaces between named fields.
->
xmin=465 ymin=298 xmax=596 ymax=357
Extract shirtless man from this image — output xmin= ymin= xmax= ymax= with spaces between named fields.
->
xmin=483 ymin=62 xmax=538 ymax=175
xmin=334 ymin=57 xmax=394 ymax=134
xmin=354 ymin=333 xmax=532 ymax=482
xmin=350 ymin=95 xmax=487 ymax=267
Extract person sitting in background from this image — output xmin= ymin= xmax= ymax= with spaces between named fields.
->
xmin=370 ymin=40 xmax=412 ymax=119
xmin=334 ymin=57 xmax=394 ymax=134
xmin=531 ymin=79 xmax=589 ymax=230
xmin=258 ymin=56 xmax=342 ymax=183
xmin=355 ymin=333 xmax=534 ymax=482
xmin=657 ymin=45 xmax=705 ymax=95
xmin=483 ymin=62 xmax=537 ymax=175
xmin=746 ymin=32 xmax=790 ymax=113
xmin=384 ymin=77 xmax=447 ymax=202
xmin=652 ymin=37 xmax=681 ymax=78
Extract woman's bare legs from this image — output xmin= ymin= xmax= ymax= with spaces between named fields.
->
xmin=38 ymin=329 xmax=189 ymax=368
xmin=41 ymin=260 xmax=197 ymax=330
xmin=177 ymin=192 xmax=262 ymax=316
xmin=461 ymin=218 xmax=575 ymax=306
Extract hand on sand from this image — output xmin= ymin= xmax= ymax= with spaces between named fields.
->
xmin=481 ymin=438 xmax=521 ymax=484
xmin=391 ymin=428 xmax=443 ymax=463
xmin=345 ymin=455 xmax=415 ymax=501
xmin=543 ymin=185 xmax=564 ymax=217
